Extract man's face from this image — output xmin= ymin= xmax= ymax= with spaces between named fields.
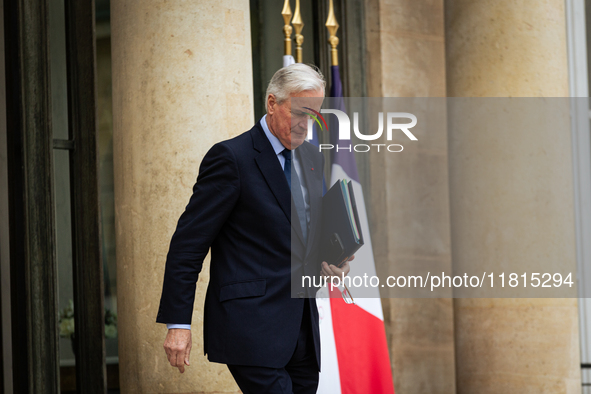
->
xmin=266 ymin=89 xmax=324 ymax=150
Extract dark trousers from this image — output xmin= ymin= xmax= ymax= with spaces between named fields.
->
xmin=227 ymin=300 xmax=319 ymax=394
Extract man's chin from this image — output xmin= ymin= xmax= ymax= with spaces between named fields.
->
xmin=291 ymin=134 xmax=306 ymax=149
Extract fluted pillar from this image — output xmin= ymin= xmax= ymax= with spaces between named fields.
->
xmin=111 ymin=1 xmax=253 ymax=392
xmin=445 ymin=1 xmax=580 ymax=392
xmin=364 ymin=0 xmax=456 ymax=392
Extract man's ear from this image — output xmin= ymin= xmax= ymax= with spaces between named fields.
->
xmin=267 ymin=94 xmax=276 ymax=115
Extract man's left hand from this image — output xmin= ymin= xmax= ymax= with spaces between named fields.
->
xmin=320 ymin=255 xmax=354 ymax=279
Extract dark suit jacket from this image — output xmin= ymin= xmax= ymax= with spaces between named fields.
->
xmin=156 ymin=121 xmax=325 ymax=368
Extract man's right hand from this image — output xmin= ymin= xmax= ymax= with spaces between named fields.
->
xmin=163 ymin=328 xmax=192 ymax=373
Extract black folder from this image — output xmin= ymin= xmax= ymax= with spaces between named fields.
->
xmin=319 ymin=179 xmax=365 ymax=267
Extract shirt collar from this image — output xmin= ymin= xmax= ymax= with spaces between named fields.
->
xmin=260 ymin=114 xmax=287 ymax=156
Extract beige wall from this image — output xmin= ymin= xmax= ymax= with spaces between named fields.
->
xmin=365 ymin=0 xmax=456 ymax=393
xmin=445 ymin=0 xmax=569 ymax=97
xmin=109 ymin=0 xmax=581 ymax=392
xmin=365 ymin=0 xmax=580 ymax=392
xmin=111 ymin=0 xmax=253 ymax=392
xmin=445 ymin=0 xmax=580 ymax=393
xmin=366 ymin=0 xmax=446 ymax=98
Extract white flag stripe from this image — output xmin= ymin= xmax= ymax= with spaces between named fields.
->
xmin=316 ymin=294 xmax=342 ymax=393
xmin=330 ymin=164 xmax=384 ymax=321
xmin=283 ymin=55 xmax=295 ymax=67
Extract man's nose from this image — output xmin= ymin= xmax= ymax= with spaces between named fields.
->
xmin=297 ymin=116 xmax=309 ymax=129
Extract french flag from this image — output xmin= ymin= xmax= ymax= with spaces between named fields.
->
xmin=312 ymin=66 xmax=395 ymax=394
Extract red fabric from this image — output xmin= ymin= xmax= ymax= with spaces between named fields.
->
xmin=330 ymin=291 xmax=395 ymax=394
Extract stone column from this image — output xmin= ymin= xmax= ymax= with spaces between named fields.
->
xmin=445 ymin=1 xmax=580 ymax=392
xmin=364 ymin=0 xmax=456 ymax=393
xmin=111 ymin=1 xmax=253 ymax=392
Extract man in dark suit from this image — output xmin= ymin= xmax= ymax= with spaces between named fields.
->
xmin=156 ymin=64 xmax=350 ymax=393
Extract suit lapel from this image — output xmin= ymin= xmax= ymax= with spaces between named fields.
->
xmin=251 ymin=124 xmax=306 ymax=246
xmin=297 ymin=146 xmax=322 ymax=257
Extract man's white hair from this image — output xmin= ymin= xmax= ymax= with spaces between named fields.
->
xmin=265 ymin=63 xmax=326 ymax=111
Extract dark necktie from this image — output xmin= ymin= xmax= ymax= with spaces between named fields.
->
xmin=281 ymin=149 xmax=308 ymax=242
